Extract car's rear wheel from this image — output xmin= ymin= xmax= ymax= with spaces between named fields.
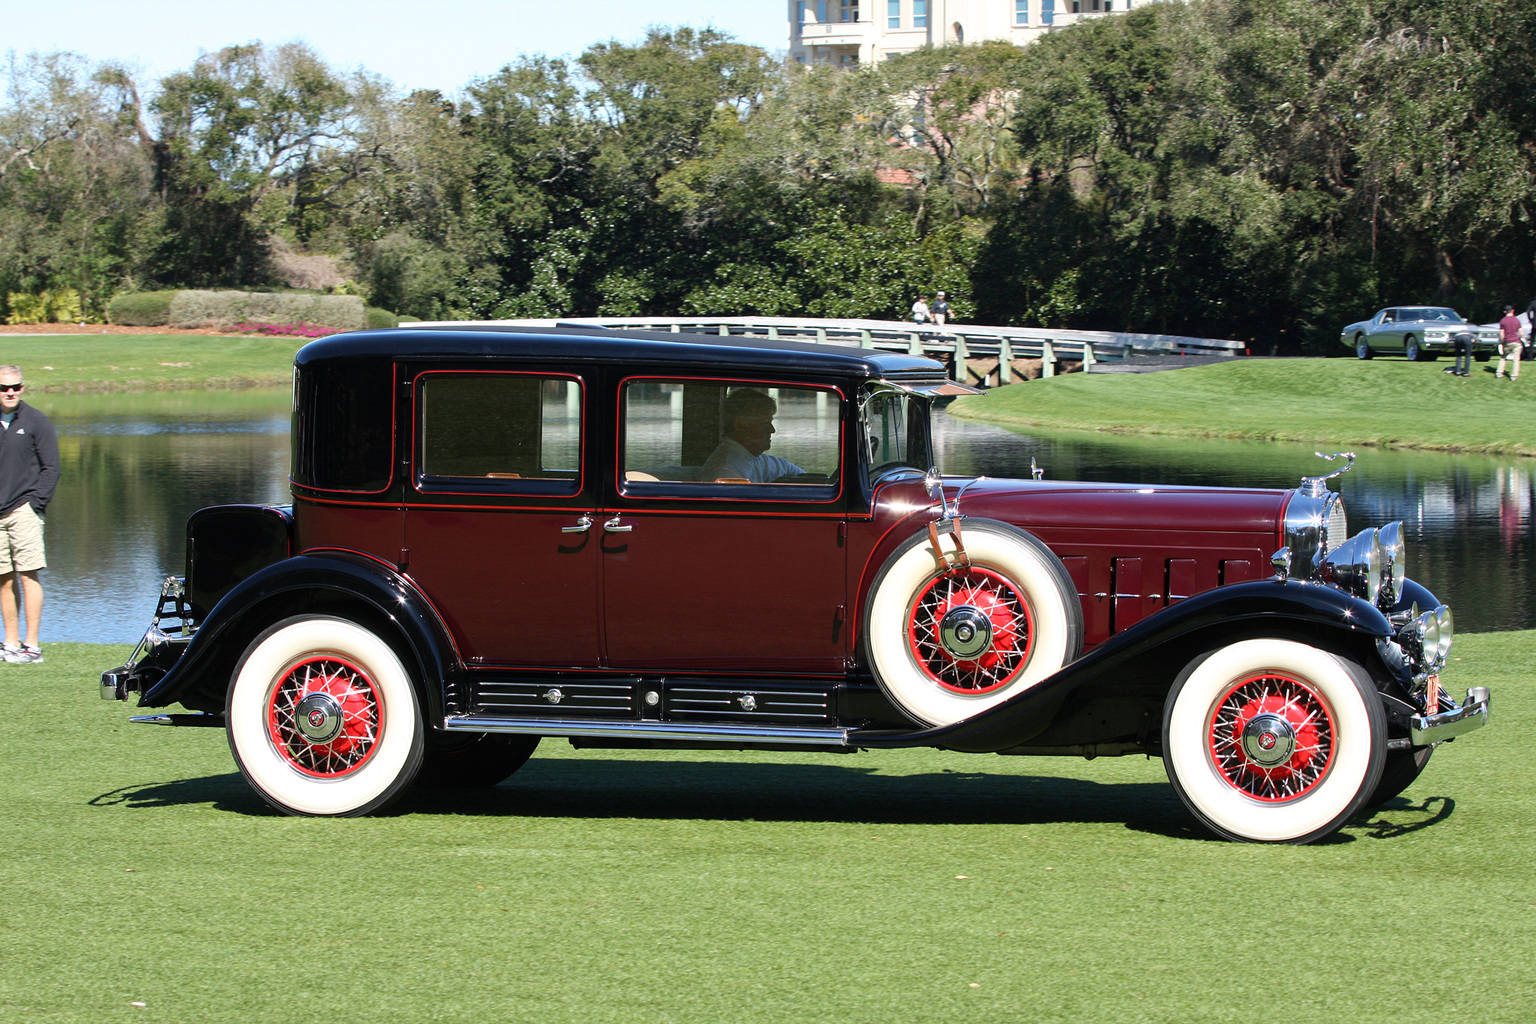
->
xmin=1405 ymin=335 xmax=1423 ymax=361
xmin=227 ymin=616 xmax=424 ymax=817
xmin=865 ymin=519 xmax=1083 ymax=727
xmin=1355 ymin=335 xmax=1373 ymax=360
xmin=1162 ymin=638 xmax=1386 ymax=843
xmin=416 ymin=733 xmax=540 ymax=788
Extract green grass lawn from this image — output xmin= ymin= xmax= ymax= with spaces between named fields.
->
xmin=4 ymin=335 xmax=304 ymax=393
xmin=4 ymin=638 xmax=1529 ymax=1023
xmin=950 ymin=357 xmax=1536 ymax=457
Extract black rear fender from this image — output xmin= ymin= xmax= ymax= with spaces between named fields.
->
xmin=139 ymin=552 xmax=457 ymax=720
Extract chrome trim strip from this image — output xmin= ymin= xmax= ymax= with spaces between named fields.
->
xmin=443 ymin=714 xmax=853 ymax=746
xmin=1409 ymin=687 xmax=1490 ymax=745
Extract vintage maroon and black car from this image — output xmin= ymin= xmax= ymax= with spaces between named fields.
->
xmin=101 ymin=325 xmax=1490 ymax=843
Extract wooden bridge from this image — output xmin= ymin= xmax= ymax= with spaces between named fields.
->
xmin=408 ymin=316 xmax=1248 ymax=388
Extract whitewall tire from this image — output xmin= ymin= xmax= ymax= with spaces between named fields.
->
xmin=1162 ymin=638 xmax=1386 ymax=843
xmin=226 ymin=616 xmax=425 ymax=816
xmin=865 ymin=519 xmax=1083 ymax=727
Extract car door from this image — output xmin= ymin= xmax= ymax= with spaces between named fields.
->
xmin=401 ymin=368 xmax=602 ymax=668
xmin=1372 ymin=309 xmax=1404 ymax=352
xmin=599 ymin=376 xmax=849 ymax=674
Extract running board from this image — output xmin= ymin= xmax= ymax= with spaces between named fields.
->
xmin=443 ymin=714 xmax=854 ymax=747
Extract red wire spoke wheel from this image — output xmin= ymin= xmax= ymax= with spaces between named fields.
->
xmin=266 ymin=656 xmax=382 ymax=778
xmin=1163 ymin=639 xmax=1385 ymax=844
xmin=1205 ymin=672 xmax=1334 ymax=802
xmin=228 ymin=617 xmax=424 ymax=816
xmin=866 ymin=519 xmax=1082 ymax=727
xmin=907 ymin=568 xmax=1033 ymax=695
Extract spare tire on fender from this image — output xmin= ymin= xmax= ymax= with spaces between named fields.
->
xmin=863 ymin=518 xmax=1084 ymax=727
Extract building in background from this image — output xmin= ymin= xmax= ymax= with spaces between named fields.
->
xmin=789 ymin=0 xmax=1157 ymax=64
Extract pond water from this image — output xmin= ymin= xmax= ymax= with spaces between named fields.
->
xmin=38 ymin=390 xmax=1534 ymax=644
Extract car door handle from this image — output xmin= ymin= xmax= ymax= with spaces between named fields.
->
xmin=602 ymin=516 xmax=633 ymax=533
xmin=561 ymin=516 xmax=593 ymax=534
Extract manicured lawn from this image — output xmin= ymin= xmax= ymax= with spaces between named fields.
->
xmin=4 ymin=335 xmax=303 ymax=393
xmin=3 ymin=637 xmax=1529 ymax=1023
xmin=950 ymin=357 xmax=1536 ymax=457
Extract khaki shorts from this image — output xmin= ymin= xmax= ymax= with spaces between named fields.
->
xmin=0 ymin=503 xmax=46 ymax=574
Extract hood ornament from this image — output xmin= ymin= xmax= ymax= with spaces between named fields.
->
xmin=1300 ymin=451 xmax=1356 ymax=497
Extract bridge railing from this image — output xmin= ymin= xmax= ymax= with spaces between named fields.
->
xmin=404 ymin=316 xmax=1247 ymax=386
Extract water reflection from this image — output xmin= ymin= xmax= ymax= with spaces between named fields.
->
xmin=46 ymin=390 xmax=291 ymax=644
xmin=34 ymin=392 xmax=1535 ymax=643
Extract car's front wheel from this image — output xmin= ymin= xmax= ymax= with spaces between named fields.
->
xmin=227 ymin=616 xmax=425 ymax=816
xmin=1355 ymin=335 xmax=1373 ymax=360
xmin=1405 ymin=335 xmax=1423 ymax=361
xmin=865 ymin=519 xmax=1084 ymax=727
xmin=1368 ymin=744 xmax=1433 ymax=805
xmin=1162 ymin=638 xmax=1386 ymax=843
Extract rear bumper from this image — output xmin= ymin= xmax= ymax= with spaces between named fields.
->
xmin=1410 ymin=687 xmax=1490 ymax=745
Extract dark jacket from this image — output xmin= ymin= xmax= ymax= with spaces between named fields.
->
xmin=0 ymin=401 xmax=60 ymax=517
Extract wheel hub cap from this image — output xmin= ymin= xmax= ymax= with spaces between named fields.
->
xmin=939 ymin=605 xmax=994 ymax=660
xmin=294 ymin=692 xmax=345 ymax=744
xmin=1240 ymin=713 xmax=1296 ymax=768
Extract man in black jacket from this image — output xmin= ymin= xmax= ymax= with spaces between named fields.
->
xmin=0 ymin=365 xmax=59 ymax=664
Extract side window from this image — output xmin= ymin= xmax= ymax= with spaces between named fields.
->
xmin=621 ymin=380 xmax=841 ymax=496
xmin=862 ymin=389 xmax=928 ymax=480
xmin=417 ymin=373 xmax=581 ymax=495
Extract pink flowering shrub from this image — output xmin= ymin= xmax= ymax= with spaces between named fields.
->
xmin=232 ymin=322 xmax=341 ymax=338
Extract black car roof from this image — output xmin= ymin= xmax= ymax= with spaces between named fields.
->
xmin=297 ymin=324 xmax=947 ymax=382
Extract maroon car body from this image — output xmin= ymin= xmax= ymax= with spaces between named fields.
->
xmin=101 ymin=325 xmax=1489 ymax=843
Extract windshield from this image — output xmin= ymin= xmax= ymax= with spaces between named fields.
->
xmin=862 ymin=387 xmax=932 ymax=482
xmin=1397 ymin=307 xmax=1464 ymax=323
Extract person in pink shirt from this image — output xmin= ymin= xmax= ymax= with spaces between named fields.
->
xmin=1497 ymin=304 xmax=1521 ymax=381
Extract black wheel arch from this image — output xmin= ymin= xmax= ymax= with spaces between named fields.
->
xmin=138 ymin=552 xmax=457 ymax=721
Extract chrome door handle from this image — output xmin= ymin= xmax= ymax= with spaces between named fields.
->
xmin=602 ymin=516 xmax=633 ymax=533
xmin=561 ymin=516 xmax=593 ymax=534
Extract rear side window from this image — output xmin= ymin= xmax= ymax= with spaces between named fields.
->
xmin=621 ymin=379 xmax=841 ymax=498
xmin=416 ymin=372 xmax=582 ymax=495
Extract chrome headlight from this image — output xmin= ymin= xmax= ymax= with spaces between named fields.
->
xmin=1410 ymin=604 xmax=1454 ymax=673
xmin=1321 ymin=522 xmax=1408 ymax=609
xmin=1376 ymin=520 xmax=1406 ymax=607
xmin=1323 ymin=527 xmax=1384 ymax=604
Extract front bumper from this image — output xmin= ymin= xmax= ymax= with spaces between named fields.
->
xmin=1411 ymin=686 xmax=1491 ymax=745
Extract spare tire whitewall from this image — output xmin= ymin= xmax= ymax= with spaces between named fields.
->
xmin=227 ymin=616 xmax=425 ymax=817
xmin=1162 ymin=638 xmax=1386 ymax=843
xmin=864 ymin=519 xmax=1084 ymax=727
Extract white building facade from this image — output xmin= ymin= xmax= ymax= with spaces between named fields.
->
xmin=788 ymin=0 xmax=1155 ymax=64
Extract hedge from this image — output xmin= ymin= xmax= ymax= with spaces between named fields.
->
xmin=167 ymin=291 xmax=367 ymax=331
xmin=106 ymin=290 xmax=181 ymax=326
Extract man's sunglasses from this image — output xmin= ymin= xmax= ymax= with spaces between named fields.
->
xmin=0 ymin=384 xmax=23 ymax=393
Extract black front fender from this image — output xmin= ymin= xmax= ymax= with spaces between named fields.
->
xmin=139 ymin=552 xmax=457 ymax=719
xmin=852 ymin=577 xmax=1396 ymax=754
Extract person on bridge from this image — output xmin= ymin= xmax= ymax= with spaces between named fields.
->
xmin=931 ymin=292 xmax=951 ymax=326
xmin=911 ymin=295 xmax=931 ymax=324
xmin=701 ymin=388 xmax=805 ymax=484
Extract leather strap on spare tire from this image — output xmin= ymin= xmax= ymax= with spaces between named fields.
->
xmin=864 ymin=518 xmax=1084 ymax=727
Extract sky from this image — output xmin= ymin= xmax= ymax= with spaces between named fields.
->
xmin=7 ymin=1 xmax=792 ymax=95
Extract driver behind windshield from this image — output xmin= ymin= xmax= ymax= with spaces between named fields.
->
xmin=702 ymin=388 xmax=805 ymax=483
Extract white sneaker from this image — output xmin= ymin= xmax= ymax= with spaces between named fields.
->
xmin=3 ymin=644 xmax=42 ymax=664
